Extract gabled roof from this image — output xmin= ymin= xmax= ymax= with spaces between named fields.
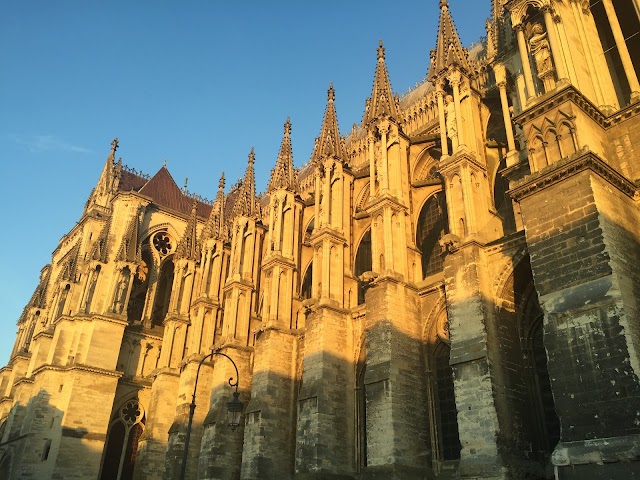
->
xmin=427 ymin=0 xmax=471 ymax=82
xmin=363 ymin=40 xmax=399 ymax=125
xmin=311 ymin=84 xmax=344 ymax=163
xmin=137 ymin=165 xmax=211 ymax=218
xmin=267 ymin=118 xmax=298 ymax=193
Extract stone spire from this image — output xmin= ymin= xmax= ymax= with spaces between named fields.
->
xmin=85 ymin=137 xmax=122 ymax=212
xmin=175 ymin=201 xmax=200 ymax=261
xmin=312 ymin=83 xmax=344 ymax=163
xmin=231 ymin=148 xmax=256 ymax=218
xmin=267 ymin=118 xmax=298 ymax=193
xmin=427 ymin=0 xmax=471 ymax=82
xmin=363 ymin=40 xmax=399 ymax=125
xmin=201 ymin=172 xmax=225 ymax=241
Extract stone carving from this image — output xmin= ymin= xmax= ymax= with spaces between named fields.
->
xmin=529 ymin=23 xmax=555 ymax=92
xmin=444 ymin=94 xmax=458 ymax=148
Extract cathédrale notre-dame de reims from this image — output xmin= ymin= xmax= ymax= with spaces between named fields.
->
xmin=2 ymin=0 xmax=640 ymax=479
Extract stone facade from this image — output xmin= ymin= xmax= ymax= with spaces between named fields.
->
xmin=2 ymin=1 xmax=640 ymax=479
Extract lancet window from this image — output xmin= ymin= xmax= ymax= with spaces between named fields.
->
xmin=99 ymin=399 xmax=145 ymax=480
xmin=417 ymin=193 xmax=448 ymax=278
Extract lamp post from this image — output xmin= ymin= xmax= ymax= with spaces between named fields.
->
xmin=179 ymin=349 xmax=243 ymax=480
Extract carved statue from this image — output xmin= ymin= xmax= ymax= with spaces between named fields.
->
xmin=113 ymin=270 xmax=130 ymax=314
xmin=529 ymin=23 xmax=555 ymax=91
xmin=444 ymin=94 xmax=458 ymax=148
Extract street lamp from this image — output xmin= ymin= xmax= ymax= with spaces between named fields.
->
xmin=179 ymin=349 xmax=243 ymax=480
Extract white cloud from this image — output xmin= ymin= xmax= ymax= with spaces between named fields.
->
xmin=5 ymin=134 xmax=90 ymax=154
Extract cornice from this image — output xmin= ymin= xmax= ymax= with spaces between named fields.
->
xmin=484 ymin=230 xmax=528 ymax=256
xmin=262 ymin=254 xmax=297 ymax=271
xmin=438 ymin=149 xmax=488 ymax=175
xmin=31 ymin=363 xmax=123 ymax=378
xmin=514 ymin=85 xmax=605 ymax=128
xmin=509 ymin=149 xmax=638 ymax=202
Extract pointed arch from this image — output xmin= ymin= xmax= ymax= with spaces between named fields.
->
xmin=99 ymin=397 xmax=146 ymax=480
xmin=495 ymin=254 xmax=559 ymax=467
xmin=424 ymin=304 xmax=461 ymax=462
xmin=354 ymin=228 xmax=372 ymax=304
xmin=300 ymin=261 xmax=313 ymax=300
xmin=416 ymin=193 xmax=448 ymax=279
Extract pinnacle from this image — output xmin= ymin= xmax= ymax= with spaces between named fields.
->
xmin=428 ymin=0 xmax=470 ymax=81
xmin=377 ymin=40 xmax=385 ymax=61
xmin=312 ymin=83 xmax=344 ymax=163
xmin=284 ymin=117 xmax=292 ymax=136
xmin=267 ymin=118 xmax=297 ymax=193
xmin=364 ymin=40 xmax=398 ymax=125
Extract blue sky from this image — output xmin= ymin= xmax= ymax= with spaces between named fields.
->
xmin=0 ymin=1 xmax=490 ymax=365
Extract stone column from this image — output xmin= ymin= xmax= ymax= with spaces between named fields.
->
xmin=494 ymin=64 xmax=517 ymax=165
xmin=368 ymin=132 xmax=376 ymax=195
xmin=324 ymin=163 xmax=331 ymax=227
xmin=241 ymin=329 xmax=298 ymax=479
xmin=515 ymin=24 xmax=536 ymax=99
xmin=314 ymin=171 xmax=321 ymax=229
xmin=267 ymin=200 xmax=275 ymax=252
xmin=380 ymin=121 xmax=390 ymax=192
xmin=514 ymin=158 xmax=640 ymax=478
xmin=602 ymin=0 xmax=640 ymax=101
xmin=436 ymin=87 xmax=449 ymax=157
xmin=275 ymin=196 xmax=284 ymax=252
xmin=362 ymin=278 xmax=427 ymax=479
xmin=571 ymin=0 xmax=606 ymax=107
xmin=542 ymin=6 xmax=568 ymax=81
xmin=294 ymin=304 xmax=352 ymax=478
xmin=448 ymin=71 xmax=465 ymax=149
xmin=444 ymin=245 xmax=505 ymax=479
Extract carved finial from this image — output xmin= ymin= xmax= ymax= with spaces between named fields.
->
xmin=284 ymin=117 xmax=291 ymax=137
xmin=219 ymin=172 xmax=225 ymax=190
xmin=163 ymin=160 xmax=167 ymax=168
xmin=109 ymin=138 xmax=119 ymax=160
xmin=377 ymin=40 xmax=385 ymax=61
xmin=328 ymin=82 xmax=335 ymax=102
xmin=248 ymin=147 xmax=255 ymax=165
xmin=184 ymin=177 xmax=188 ymax=192
xmin=440 ymin=0 xmax=448 ymax=9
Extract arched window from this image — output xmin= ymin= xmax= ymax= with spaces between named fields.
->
xmin=151 ymin=259 xmax=174 ymax=326
xmin=100 ymin=399 xmax=145 ymax=480
xmin=354 ymin=229 xmax=372 ymax=305
xmin=417 ymin=194 xmax=448 ymax=278
xmin=518 ymin=269 xmax=560 ymax=457
xmin=301 ymin=263 xmax=313 ymax=300
xmin=433 ymin=341 xmax=461 ymax=461
xmin=493 ymin=156 xmax=516 ymax=234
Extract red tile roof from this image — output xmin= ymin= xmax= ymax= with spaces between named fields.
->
xmin=121 ymin=166 xmax=212 ymax=218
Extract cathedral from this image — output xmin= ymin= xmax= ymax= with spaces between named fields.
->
xmin=2 ymin=1 xmax=640 ymax=479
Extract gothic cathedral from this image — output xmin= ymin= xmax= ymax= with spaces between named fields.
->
xmin=2 ymin=1 xmax=640 ymax=479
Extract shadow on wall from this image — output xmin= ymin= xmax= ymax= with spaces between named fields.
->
xmin=0 ymin=389 xmax=66 ymax=480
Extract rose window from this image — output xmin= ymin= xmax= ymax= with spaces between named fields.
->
xmin=152 ymin=232 xmax=173 ymax=256
xmin=121 ymin=400 xmax=142 ymax=425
